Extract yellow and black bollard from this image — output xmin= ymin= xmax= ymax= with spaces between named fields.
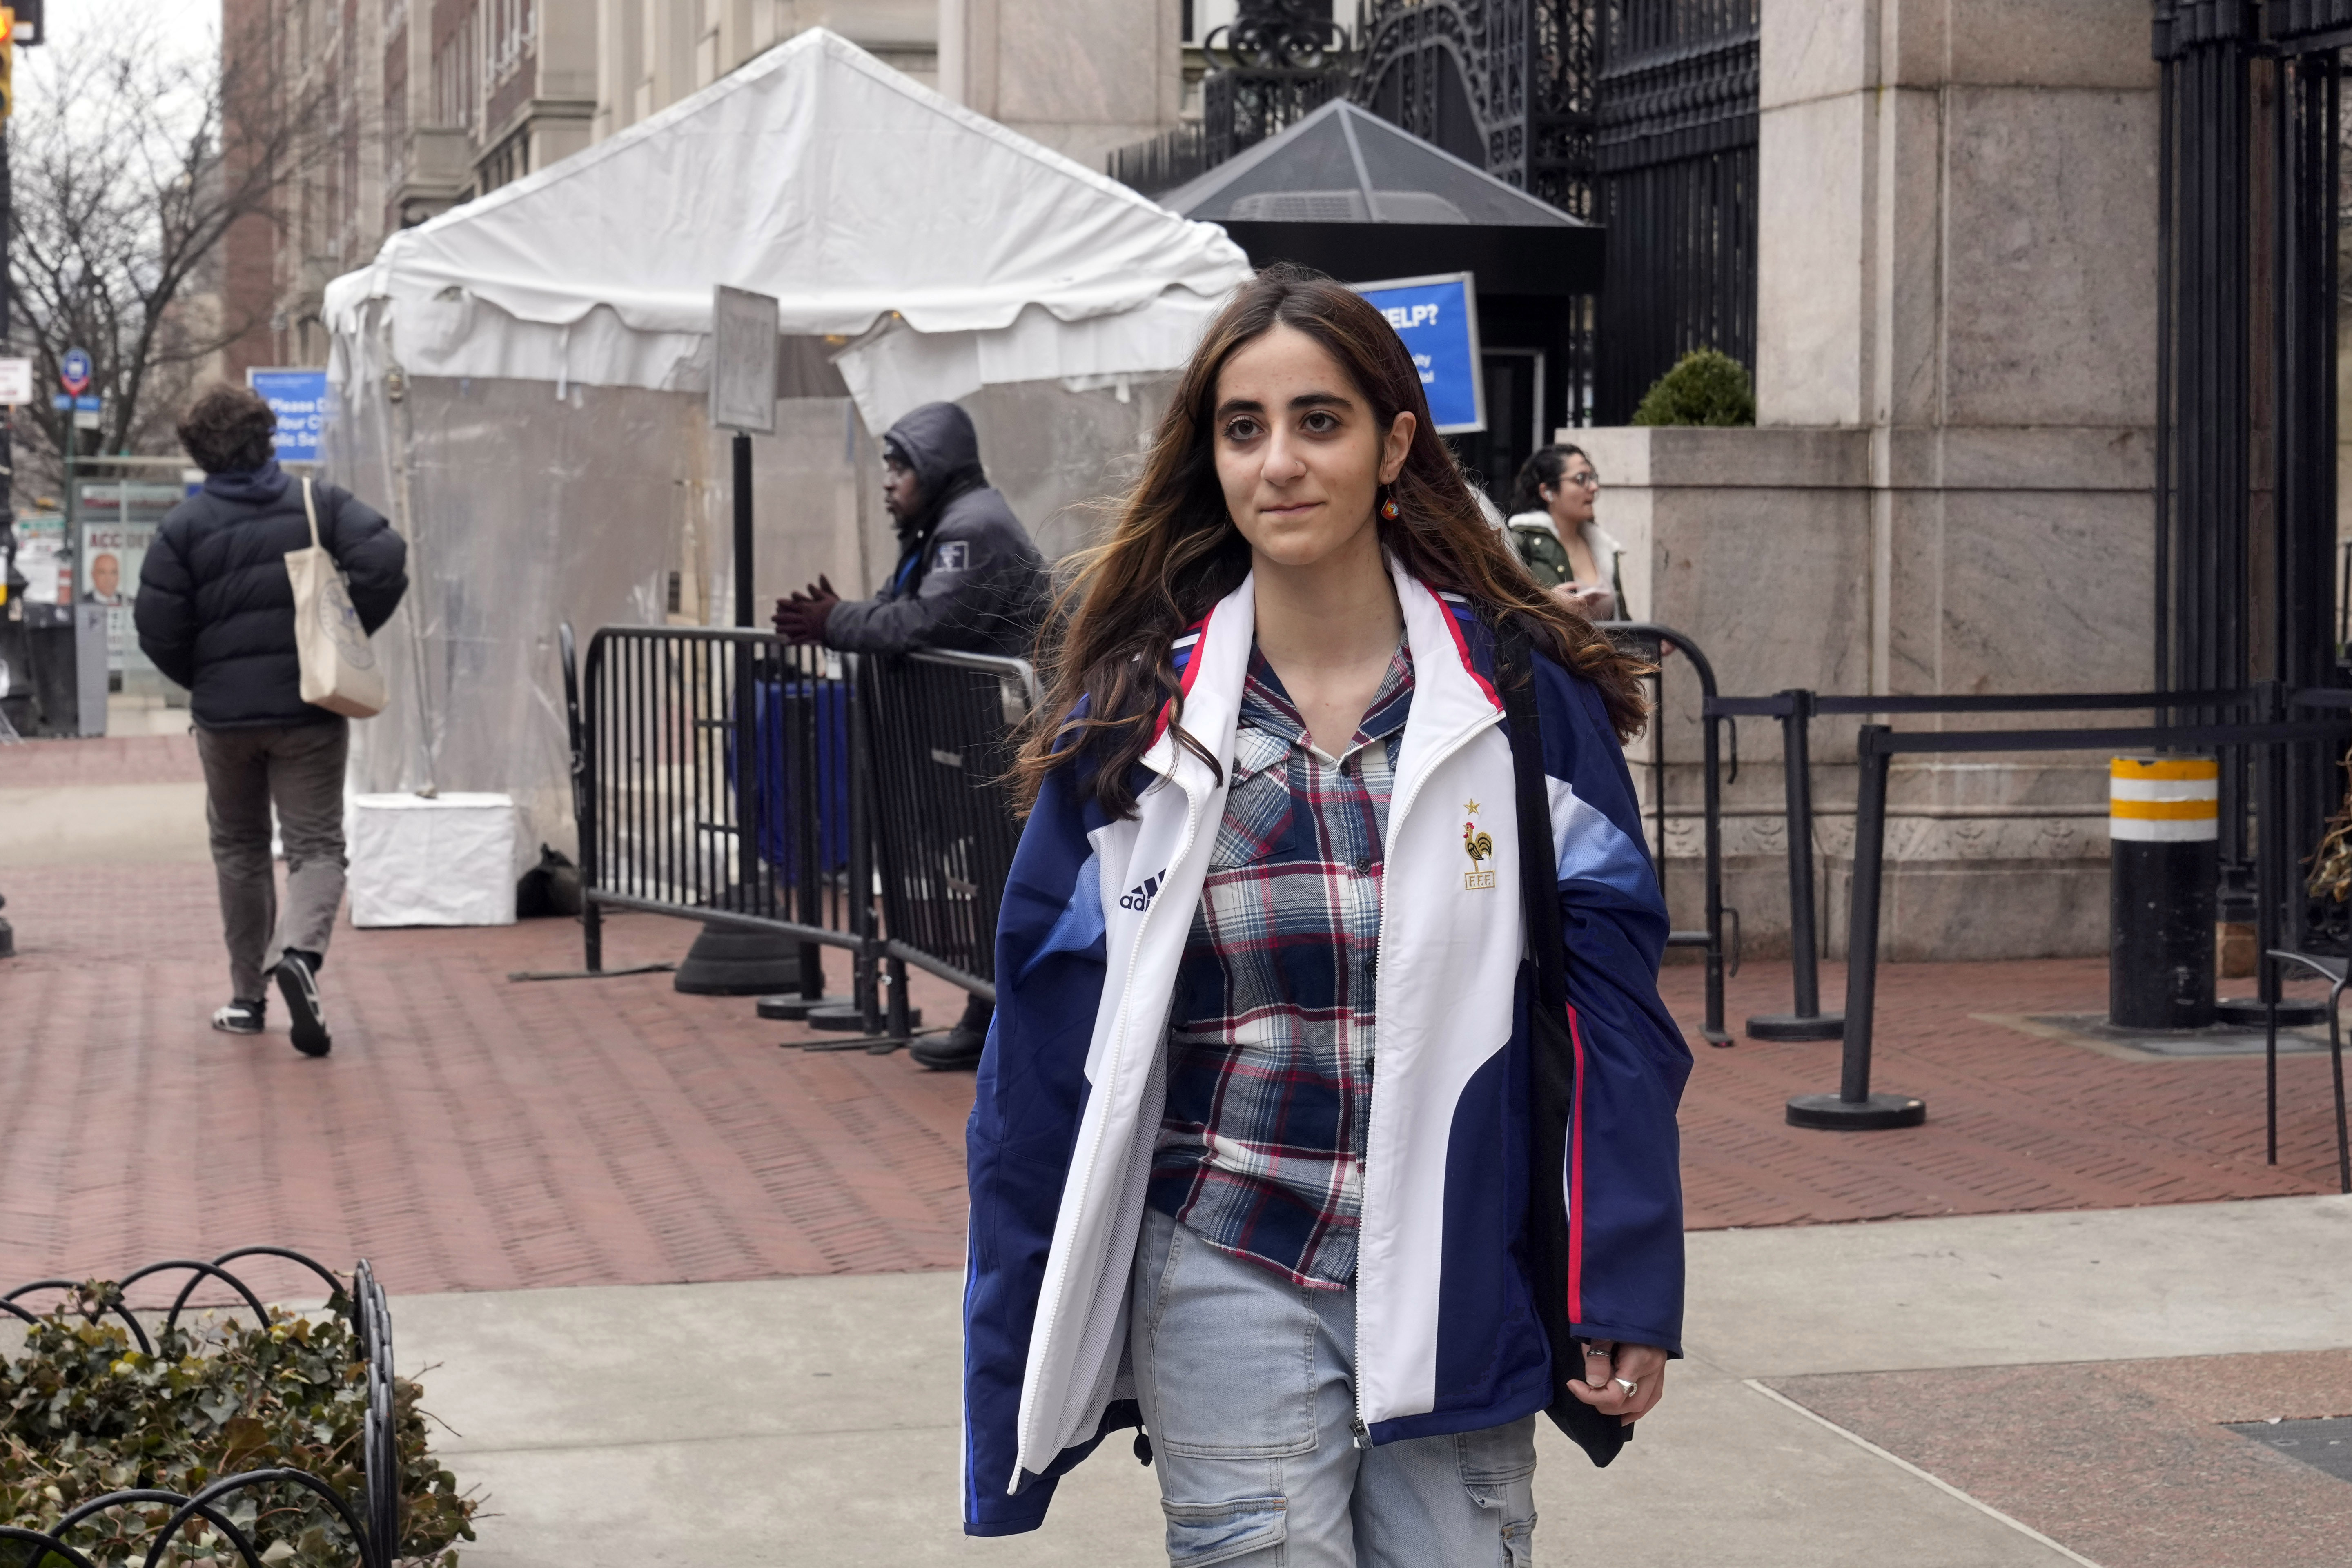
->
xmin=2108 ymin=756 xmax=2218 ymax=1030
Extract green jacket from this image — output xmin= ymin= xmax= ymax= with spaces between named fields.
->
xmin=1504 ymin=516 xmax=1627 ymax=617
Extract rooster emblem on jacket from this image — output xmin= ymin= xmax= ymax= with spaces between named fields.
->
xmin=1462 ymin=811 xmax=1497 ymax=890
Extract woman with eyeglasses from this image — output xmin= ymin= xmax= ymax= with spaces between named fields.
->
xmin=1503 ymin=444 xmax=1625 ymax=622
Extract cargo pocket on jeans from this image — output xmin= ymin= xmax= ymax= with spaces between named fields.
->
xmin=1162 ymin=1495 xmax=1287 ymax=1567
xmin=1459 ymin=1419 xmax=1537 ymax=1568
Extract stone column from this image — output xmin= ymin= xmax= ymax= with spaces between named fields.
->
xmin=938 ymin=0 xmax=1185 ymax=169
xmin=1578 ymin=0 xmax=2161 ymax=962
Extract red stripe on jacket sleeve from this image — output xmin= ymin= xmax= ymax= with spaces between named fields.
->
xmin=1564 ymin=1001 xmax=1589 ymax=1323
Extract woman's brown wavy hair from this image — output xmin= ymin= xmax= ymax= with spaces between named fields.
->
xmin=1014 ymin=263 xmax=1649 ymax=817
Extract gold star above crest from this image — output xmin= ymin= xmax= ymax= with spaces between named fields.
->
xmin=1463 ymin=799 xmax=1482 ymax=816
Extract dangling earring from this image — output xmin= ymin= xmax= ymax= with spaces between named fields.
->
xmin=1380 ymin=491 xmax=1401 ymax=521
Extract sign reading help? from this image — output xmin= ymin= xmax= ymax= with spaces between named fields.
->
xmin=246 ymin=368 xmax=330 ymax=462
xmin=1352 ymin=272 xmax=1485 ymax=434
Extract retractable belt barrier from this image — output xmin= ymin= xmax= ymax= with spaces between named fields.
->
xmin=1757 ymin=697 xmax=2352 ymax=1133
xmin=1707 ymin=686 xmax=2259 ymax=1046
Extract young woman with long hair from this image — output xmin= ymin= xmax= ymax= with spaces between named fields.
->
xmin=960 ymin=265 xmax=1691 ymax=1564
xmin=1504 ymin=443 xmax=1626 ymax=621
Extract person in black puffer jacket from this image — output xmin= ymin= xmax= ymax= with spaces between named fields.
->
xmin=773 ymin=400 xmax=1050 ymax=1071
xmin=135 ymin=384 xmax=408 ymax=1056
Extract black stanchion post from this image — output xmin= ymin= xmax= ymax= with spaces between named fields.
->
xmin=1749 ymin=688 xmax=1843 ymax=1041
xmin=1787 ymin=724 xmax=1925 ymax=1130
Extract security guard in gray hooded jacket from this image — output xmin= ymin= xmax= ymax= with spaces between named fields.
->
xmin=775 ymin=400 xmax=1048 ymax=659
xmin=773 ymin=399 xmax=1050 ymax=1069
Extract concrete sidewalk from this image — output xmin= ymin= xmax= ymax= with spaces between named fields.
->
xmin=394 ymin=1195 xmax=2352 ymax=1568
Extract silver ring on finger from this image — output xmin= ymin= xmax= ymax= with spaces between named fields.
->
xmin=1613 ymin=1377 xmax=1639 ymax=1399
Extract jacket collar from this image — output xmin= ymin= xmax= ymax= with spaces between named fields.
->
xmin=1143 ymin=564 xmax=1501 ymax=793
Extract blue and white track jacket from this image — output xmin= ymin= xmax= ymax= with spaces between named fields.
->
xmin=962 ymin=566 xmax=1691 ymax=1537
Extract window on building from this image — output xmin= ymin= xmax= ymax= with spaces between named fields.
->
xmin=490 ymin=0 xmax=533 ymax=83
xmin=432 ymin=3 xmax=479 ymax=129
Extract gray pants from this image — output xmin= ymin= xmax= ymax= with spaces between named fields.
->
xmin=195 ymin=721 xmax=349 ymax=1002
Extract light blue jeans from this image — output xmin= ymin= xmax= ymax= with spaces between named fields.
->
xmin=1129 ymin=1206 xmax=1538 ymax=1567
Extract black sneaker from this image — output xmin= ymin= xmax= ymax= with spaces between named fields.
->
xmin=211 ymin=998 xmax=267 ymax=1035
xmin=274 ymin=952 xmax=332 ymax=1057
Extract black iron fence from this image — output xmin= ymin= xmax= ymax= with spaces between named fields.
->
xmin=2 ymin=1249 xmax=397 ymax=1568
xmin=1592 ymin=0 xmax=1760 ymax=421
xmin=1603 ymin=621 xmax=1729 ymax=1045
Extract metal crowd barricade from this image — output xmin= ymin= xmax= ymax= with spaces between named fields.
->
xmin=1599 ymin=621 xmax=1730 ymax=1046
xmin=858 ymin=649 xmax=1040 ymax=1012
xmin=570 ymin=623 xmax=882 ymax=1026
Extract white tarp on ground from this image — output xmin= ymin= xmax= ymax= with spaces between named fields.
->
xmin=321 ymin=25 xmax=1248 ymax=430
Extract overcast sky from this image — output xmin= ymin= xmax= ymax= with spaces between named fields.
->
xmin=25 ymin=0 xmax=216 ymax=72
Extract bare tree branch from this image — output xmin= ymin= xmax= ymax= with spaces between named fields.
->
xmin=9 ymin=4 xmax=346 ymax=490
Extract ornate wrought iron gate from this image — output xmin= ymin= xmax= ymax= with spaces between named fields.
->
xmin=1350 ymin=0 xmax=1600 ymax=218
xmin=2153 ymin=0 xmax=2352 ymax=947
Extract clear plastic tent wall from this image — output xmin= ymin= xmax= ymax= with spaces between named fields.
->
xmin=325 ymin=299 xmax=1173 ymax=864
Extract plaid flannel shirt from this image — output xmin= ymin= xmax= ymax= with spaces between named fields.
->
xmin=1147 ymin=640 xmax=1414 ymax=1288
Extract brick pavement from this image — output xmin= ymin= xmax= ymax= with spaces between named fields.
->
xmin=1662 ymin=957 xmax=2344 ymax=1228
xmin=0 ymin=844 xmax=2343 ymax=1298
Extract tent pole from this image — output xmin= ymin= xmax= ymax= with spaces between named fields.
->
xmin=733 ymin=430 xmax=754 ymax=629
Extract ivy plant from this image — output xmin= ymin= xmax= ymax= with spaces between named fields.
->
xmin=1 ymin=1286 xmax=477 ymax=1567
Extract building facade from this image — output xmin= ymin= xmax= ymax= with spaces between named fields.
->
xmin=223 ymin=0 xmax=983 ymax=379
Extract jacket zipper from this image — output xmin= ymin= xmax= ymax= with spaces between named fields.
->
xmin=1353 ymin=708 xmax=1504 ymax=1449
xmin=1015 ymin=776 xmax=1204 ymax=1490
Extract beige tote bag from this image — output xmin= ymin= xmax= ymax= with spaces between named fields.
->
xmin=287 ymin=477 xmax=388 ymax=719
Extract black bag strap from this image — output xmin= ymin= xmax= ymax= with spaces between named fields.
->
xmin=1499 ymin=623 xmax=1566 ymax=1013
xmin=1494 ymin=615 xmax=1630 ymax=1467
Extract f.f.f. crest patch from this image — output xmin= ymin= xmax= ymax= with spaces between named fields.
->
xmin=1462 ymin=799 xmax=1497 ymax=890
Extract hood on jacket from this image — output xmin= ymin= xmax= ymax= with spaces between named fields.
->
xmin=883 ymin=401 xmax=986 ymax=542
xmin=202 ymin=461 xmax=291 ymax=505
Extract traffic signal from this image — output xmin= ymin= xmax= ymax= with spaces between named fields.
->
xmin=0 ymin=10 xmax=14 ymax=121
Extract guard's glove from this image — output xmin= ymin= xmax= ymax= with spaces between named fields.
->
xmin=773 ymin=575 xmax=841 ymax=645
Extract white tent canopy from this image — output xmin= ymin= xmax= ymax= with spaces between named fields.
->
xmin=323 ymin=27 xmax=1249 ymax=428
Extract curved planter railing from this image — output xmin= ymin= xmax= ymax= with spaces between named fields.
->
xmin=0 ymin=1247 xmax=396 ymax=1568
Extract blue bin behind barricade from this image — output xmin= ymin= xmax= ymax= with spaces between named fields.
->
xmin=727 ymin=679 xmax=851 ymax=881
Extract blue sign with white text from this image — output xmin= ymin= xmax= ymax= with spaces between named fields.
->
xmin=1356 ymin=273 xmax=1483 ymax=433
xmin=247 ymin=368 xmax=330 ymax=463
